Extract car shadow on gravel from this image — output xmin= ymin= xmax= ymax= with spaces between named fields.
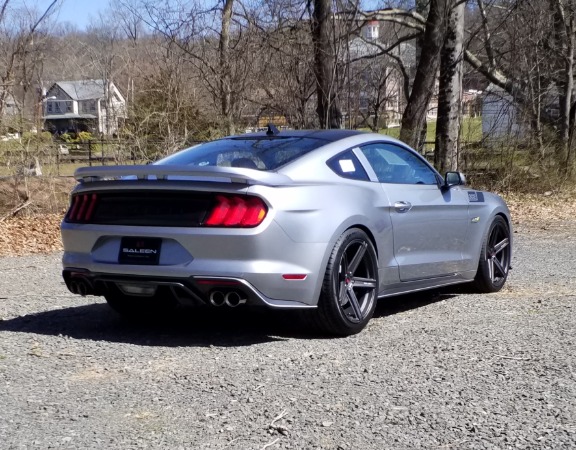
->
xmin=0 ymin=302 xmax=302 ymax=347
xmin=0 ymin=288 xmax=462 ymax=346
xmin=373 ymin=289 xmax=460 ymax=318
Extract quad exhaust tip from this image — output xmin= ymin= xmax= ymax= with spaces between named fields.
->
xmin=209 ymin=290 xmax=247 ymax=307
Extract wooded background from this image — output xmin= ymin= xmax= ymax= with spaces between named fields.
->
xmin=1 ymin=0 xmax=575 ymax=186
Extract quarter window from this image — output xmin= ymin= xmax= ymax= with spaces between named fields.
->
xmin=327 ymin=150 xmax=370 ymax=181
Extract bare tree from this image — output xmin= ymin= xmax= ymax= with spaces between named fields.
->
xmin=550 ymin=0 xmax=576 ymax=171
xmin=0 ymin=0 xmax=58 ymax=130
xmin=435 ymin=0 xmax=464 ymax=172
xmin=462 ymin=0 xmax=576 ymax=174
xmin=399 ymin=0 xmax=449 ymax=149
xmin=136 ymin=0 xmax=262 ymax=135
xmin=251 ymin=22 xmax=316 ymax=129
xmin=311 ymin=0 xmax=342 ymax=128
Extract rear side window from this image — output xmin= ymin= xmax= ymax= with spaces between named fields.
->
xmin=327 ymin=150 xmax=370 ymax=181
xmin=155 ymin=137 xmax=327 ymax=171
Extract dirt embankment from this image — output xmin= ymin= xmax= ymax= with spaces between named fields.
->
xmin=0 ymin=176 xmax=575 ymax=257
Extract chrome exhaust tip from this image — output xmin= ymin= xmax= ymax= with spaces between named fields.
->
xmin=76 ymin=280 xmax=88 ymax=296
xmin=224 ymin=291 xmax=247 ymax=307
xmin=68 ymin=278 xmax=93 ymax=296
xmin=68 ymin=280 xmax=79 ymax=295
xmin=209 ymin=291 xmax=226 ymax=307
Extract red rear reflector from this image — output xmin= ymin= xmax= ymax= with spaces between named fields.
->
xmin=204 ymin=195 xmax=267 ymax=228
xmin=282 ymin=274 xmax=308 ymax=280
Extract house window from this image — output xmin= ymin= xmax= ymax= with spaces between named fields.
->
xmin=66 ymin=101 xmax=72 ymax=112
xmin=47 ymin=103 xmax=53 ymax=113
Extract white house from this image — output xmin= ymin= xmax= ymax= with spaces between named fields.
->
xmin=345 ymin=21 xmax=412 ymax=128
xmin=481 ymin=84 xmax=525 ymax=139
xmin=43 ymin=79 xmax=127 ymax=136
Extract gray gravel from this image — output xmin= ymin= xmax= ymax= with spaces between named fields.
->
xmin=1 ymin=224 xmax=575 ymax=449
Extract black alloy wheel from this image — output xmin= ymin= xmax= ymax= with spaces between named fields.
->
xmin=313 ymin=228 xmax=379 ymax=336
xmin=473 ymin=215 xmax=511 ymax=293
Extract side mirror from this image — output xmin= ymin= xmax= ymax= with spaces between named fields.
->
xmin=444 ymin=171 xmax=466 ymax=188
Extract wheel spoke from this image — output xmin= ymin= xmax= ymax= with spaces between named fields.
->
xmin=338 ymin=280 xmax=348 ymax=306
xmin=493 ymin=257 xmax=507 ymax=277
xmin=346 ymin=288 xmax=363 ymax=322
xmin=487 ymin=257 xmax=495 ymax=282
xmin=492 ymin=237 xmax=509 ymax=255
xmin=348 ymin=242 xmax=367 ymax=274
xmin=351 ymin=276 xmax=377 ymax=289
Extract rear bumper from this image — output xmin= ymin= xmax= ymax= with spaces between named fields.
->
xmin=62 ymin=269 xmax=317 ymax=309
xmin=61 ymin=218 xmax=331 ymax=305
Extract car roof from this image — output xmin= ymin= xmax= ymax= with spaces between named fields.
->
xmin=230 ymin=129 xmax=367 ymax=143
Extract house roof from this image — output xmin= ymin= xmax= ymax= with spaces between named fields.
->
xmin=43 ymin=113 xmax=98 ymax=120
xmin=52 ymin=80 xmax=109 ymax=101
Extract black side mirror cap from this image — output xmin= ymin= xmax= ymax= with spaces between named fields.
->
xmin=444 ymin=171 xmax=466 ymax=188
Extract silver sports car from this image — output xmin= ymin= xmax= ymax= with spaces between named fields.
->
xmin=61 ymin=129 xmax=512 ymax=335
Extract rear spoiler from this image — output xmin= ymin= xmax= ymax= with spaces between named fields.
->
xmin=74 ymin=165 xmax=293 ymax=186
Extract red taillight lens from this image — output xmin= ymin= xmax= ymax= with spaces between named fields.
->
xmin=241 ymin=197 xmax=268 ymax=227
xmin=204 ymin=195 xmax=267 ymax=228
xmin=204 ymin=195 xmax=231 ymax=226
xmin=66 ymin=193 xmax=98 ymax=222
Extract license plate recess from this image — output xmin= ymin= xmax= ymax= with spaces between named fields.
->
xmin=118 ymin=237 xmax=161 ymax=265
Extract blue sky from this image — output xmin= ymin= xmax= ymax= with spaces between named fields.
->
xmin=34 ymin=0 xmax=386 ymax=30
xmin=37 ymin=0 xmax=109 ymax=30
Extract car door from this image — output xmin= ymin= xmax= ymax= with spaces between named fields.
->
xmin=359 ymin=142 xmax=470 ymax=282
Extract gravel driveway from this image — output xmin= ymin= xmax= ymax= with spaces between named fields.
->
xmin=1 ymin=224 xmax=575 ymax=449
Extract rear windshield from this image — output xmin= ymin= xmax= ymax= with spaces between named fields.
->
xmin=155 ymin=137 xmax=327 ymax=171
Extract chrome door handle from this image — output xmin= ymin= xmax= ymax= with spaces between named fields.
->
xmin=394 ymin=201 xmax=412 ymax=213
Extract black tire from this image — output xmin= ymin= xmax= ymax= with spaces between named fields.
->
xmin=473 ymin=215 xmax=511 ymax=293
xmin=308 ymin=228 xmax=379 ymax=336
xmin=104 ymin=285 xmax=178 ymax=320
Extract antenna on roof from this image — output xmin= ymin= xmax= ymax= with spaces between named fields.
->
xmin=266 ymin=123 xmax=280 ymax=136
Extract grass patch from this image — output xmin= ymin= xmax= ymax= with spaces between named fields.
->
xmin=377 ymin=117 xmax=482 ymax=147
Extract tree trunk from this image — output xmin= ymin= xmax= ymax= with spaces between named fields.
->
xmin=220 ymin=0 xmax=235 ymax=135
xmin=312 ymin=0 xmax=341 ymax=129
xmin=435 ymin=1 xmax=464 ymax=173
xmin=399 ymin=0 xmax=448 ymax=149
xmin=550 ymin=0 xmax=575 ymax=173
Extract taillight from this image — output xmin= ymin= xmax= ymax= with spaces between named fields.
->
xmin=204 ymin=195 xmax=267 ymax=227
xmin=66 ymin=193 xmax=98 ymax=222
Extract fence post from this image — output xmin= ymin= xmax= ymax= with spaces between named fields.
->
xmin=56 ymin=146 xmax=60 ymax=176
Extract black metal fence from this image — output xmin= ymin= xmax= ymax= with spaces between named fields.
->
xmin=0 ymin=140 xmax=203 ymax=177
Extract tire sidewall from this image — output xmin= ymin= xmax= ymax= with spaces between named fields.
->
xmin=320 ymin=228 xmax=379 ymax=335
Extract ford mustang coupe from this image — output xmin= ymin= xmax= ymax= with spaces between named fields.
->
xmin=61 ymin=129 xmax=512 ymax=336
